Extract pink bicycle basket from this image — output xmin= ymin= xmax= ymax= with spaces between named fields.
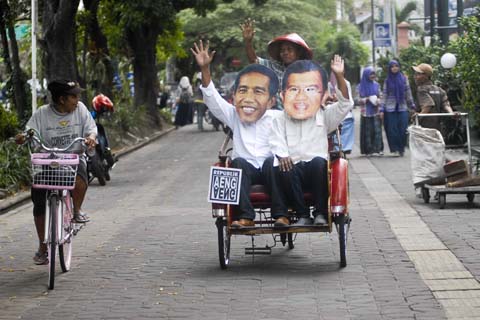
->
xmin=31 ymin=153 xmax=79 ymax=190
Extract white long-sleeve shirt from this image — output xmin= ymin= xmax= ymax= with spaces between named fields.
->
xmin=201 ymin=81 xmax=280 ymax=169
xmin=270 ymin=88 xmax=353 ymax=166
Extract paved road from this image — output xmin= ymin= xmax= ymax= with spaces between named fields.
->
xmin=0 ymin=116 xmax=478 ymax=319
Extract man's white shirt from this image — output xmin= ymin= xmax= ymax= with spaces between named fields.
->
xmin=201 ymin=81 xmax=280 ymax=169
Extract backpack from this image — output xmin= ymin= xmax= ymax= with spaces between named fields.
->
xmin=179 ymin=88 xmax=191 ymax=104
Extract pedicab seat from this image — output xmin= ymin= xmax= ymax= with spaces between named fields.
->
xmin=249 ymin=184 xmax=314 ymax=209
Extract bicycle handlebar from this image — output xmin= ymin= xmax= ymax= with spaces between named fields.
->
xmin=20 ymin=128 xmax=88 ymax=153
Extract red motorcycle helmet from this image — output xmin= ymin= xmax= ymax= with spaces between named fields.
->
xmin=92 ymin=94 xmax=114 ymax=113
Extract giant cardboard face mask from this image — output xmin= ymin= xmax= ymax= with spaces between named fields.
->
xmin=233 ymin=72 xmax=276 ymax=123
xmin=282 ymin=71 xmax=324 ymax=120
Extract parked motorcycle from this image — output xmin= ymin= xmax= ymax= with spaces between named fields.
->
xmin=88 ymin=94 xmax=117 ymax=186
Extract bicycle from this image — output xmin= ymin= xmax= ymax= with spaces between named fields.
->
xmin=20 ymin=129 xmax=89 ymax=289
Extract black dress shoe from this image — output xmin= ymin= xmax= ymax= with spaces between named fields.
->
xmin=292 ymin=217 xmax=313 ymax=226
xmin=314 ymin=214 xmax=328 ymax=225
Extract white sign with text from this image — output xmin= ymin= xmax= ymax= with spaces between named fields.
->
xmin=208 ymin=167 xmax=242 ymax=205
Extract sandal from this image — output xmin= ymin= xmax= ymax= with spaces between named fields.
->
xmin=73 ymin=211 xmax=90 ymax=223
xmin=33 ymin=251 xmax=48 ymax=265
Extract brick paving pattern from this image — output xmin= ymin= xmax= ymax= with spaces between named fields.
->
xmin=1 ymin=115 xmax=476 ymax=319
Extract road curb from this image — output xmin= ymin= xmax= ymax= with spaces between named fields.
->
xmin=0 ymin=127 xmax=175 ymax=215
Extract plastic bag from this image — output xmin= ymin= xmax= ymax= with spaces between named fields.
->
xmin=408 ymin=125 xmax=445 ymax=185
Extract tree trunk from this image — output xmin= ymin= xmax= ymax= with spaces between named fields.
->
xmin=126 ymin=26 xmax=160 ymax=125
xmin=7 ymin=24 xmax=29 ymax=120
xmin=84 ymin=0 xmax=114 ymax=97
xmin=41 ymin=0 xmax=80 ymax=81
xmin=0 ymin=10 xmax=12 ymax=76
xmin=0 ymin=0 xmax=28 ymax=121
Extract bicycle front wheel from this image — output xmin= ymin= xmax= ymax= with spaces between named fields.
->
xmin=48 ymin=194 xmax=59 ymax=290
xmin=59 ymin=192 xmax=73 ymax=272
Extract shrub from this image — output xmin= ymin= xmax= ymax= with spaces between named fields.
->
xmin=159 ymin=108 xmax=173 ymax=125
xmin=0 ymin=105 xmax=20 ymax=141
xmin=449 ymin=15 xmax=480 ymax=129
xmin=110 ymin=102 xmax=146 ymax=132
xmin=0 ymin=140 xmax=31 ymax=193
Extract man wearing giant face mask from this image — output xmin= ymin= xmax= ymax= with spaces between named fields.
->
xmin=268 ymin=57 xmax=353 ymax=226
xmin=192 ymin=40 xmax=286 ymax=228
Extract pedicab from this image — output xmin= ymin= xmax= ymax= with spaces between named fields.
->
xmin=209 ymin=129 xmax=351 ymax=269
xmin=413 ymin=113 xmax=480 ymax=208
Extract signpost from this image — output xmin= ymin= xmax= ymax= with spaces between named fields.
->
xmin=374 ymin=22 xmax=392 ymax=47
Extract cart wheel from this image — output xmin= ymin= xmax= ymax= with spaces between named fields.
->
xmin=216 ymin=218 xmax=230 ymax=269
xmin=287 ymin=233 xmax=294 ymax=250
xmin=422 ymin=187 xmax=430 ymax=204
xmin=335 ymin=215 xmax=348 ymax=268
xmin=280 ymin=233 xmax=287 ymax=246
xmin=467 ymin=193 xmax=475 ymax=203
xmin=439 ymin=193 xmax=446 ymax=209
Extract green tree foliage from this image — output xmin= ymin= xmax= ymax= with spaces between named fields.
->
xmin=98 ymin=0 xmax=221 ymax=125
xmin=0 ymin=140 xmax=30 ymax=192
xmin=396 ymin=1 xmax=422 ymax=36
xmin=0 ymin=0 xmax=30 ymax=124
xmin=179 ymin=0 xmax=336 ymax=75
xmin=315 ymin=22 xmax=369 ymax=83
xmin=0 ymin=139 xmax=30 ymax=192
xmin=0 ymin=106 xmax=28 ymax=193
xmin=396 ymin=1 xmax=417 ymax=23
xmin=0 ymin=105 xmax=19 ymax=140
xmin=449 ymin=15 xmax=480 ymax=128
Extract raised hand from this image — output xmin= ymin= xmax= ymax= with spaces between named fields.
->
xmin=240 ymin=18 xmax=255 ymax=41
xmin=191 ymin=40 xmax=215 ymax=69
xmin=330 ymin=54 xmax=345 ymax=75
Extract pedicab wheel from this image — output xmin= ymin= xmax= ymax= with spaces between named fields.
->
xmin=467 ymin=193 xmax=475 ymax=203
xmin=287 ymin=233 xmax=294 ymax=249
xmin=438 ymin=193 xmax=446 ymax=209
xmin=216 ymin=218 xmax=230 ymax=269
xmin=335 ymin=215 xmax=348 ymax=268
xmin=422 ymin=187 xmax=430 ymax=203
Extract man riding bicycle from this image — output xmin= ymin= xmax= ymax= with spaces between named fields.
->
xmin=16 ymin=80 xmax=97 ymax=265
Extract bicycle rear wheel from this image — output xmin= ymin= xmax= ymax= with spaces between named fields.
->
xmin=59 ymin=192 xmax=73 ymax=272
xmin=48 ymin=194 xmax=58 ymax=290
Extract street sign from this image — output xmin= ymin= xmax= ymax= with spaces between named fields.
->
xmin=374 ymin=23 xmax=392 ymax=47
xmin=208 ymin=167 xmax=242 ymax=205
xmin=375 ymin=23 xmax=391 ymax=39
xmin=375 ymin=39 xmax=392 ymax=47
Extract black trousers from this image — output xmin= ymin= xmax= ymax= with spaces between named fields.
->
xmin=230 ymin=157 xmax=269 ymax=220
xmin=266 ymin=157 xmax=328 ymax=218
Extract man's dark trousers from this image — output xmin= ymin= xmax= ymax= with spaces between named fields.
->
xmin=230 ymin=157 xmax=267 ymax=220
xmin=266 ymin=157 xmax=328 ymax=218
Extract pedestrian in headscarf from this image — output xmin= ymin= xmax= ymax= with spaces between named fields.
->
xmin=380 ymin=60 xmax=416 ymax=156
xmin=174 ymin=76 xmax=193 ymax=127
xmin=356 ymin=66 xmax=384 ymax=156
